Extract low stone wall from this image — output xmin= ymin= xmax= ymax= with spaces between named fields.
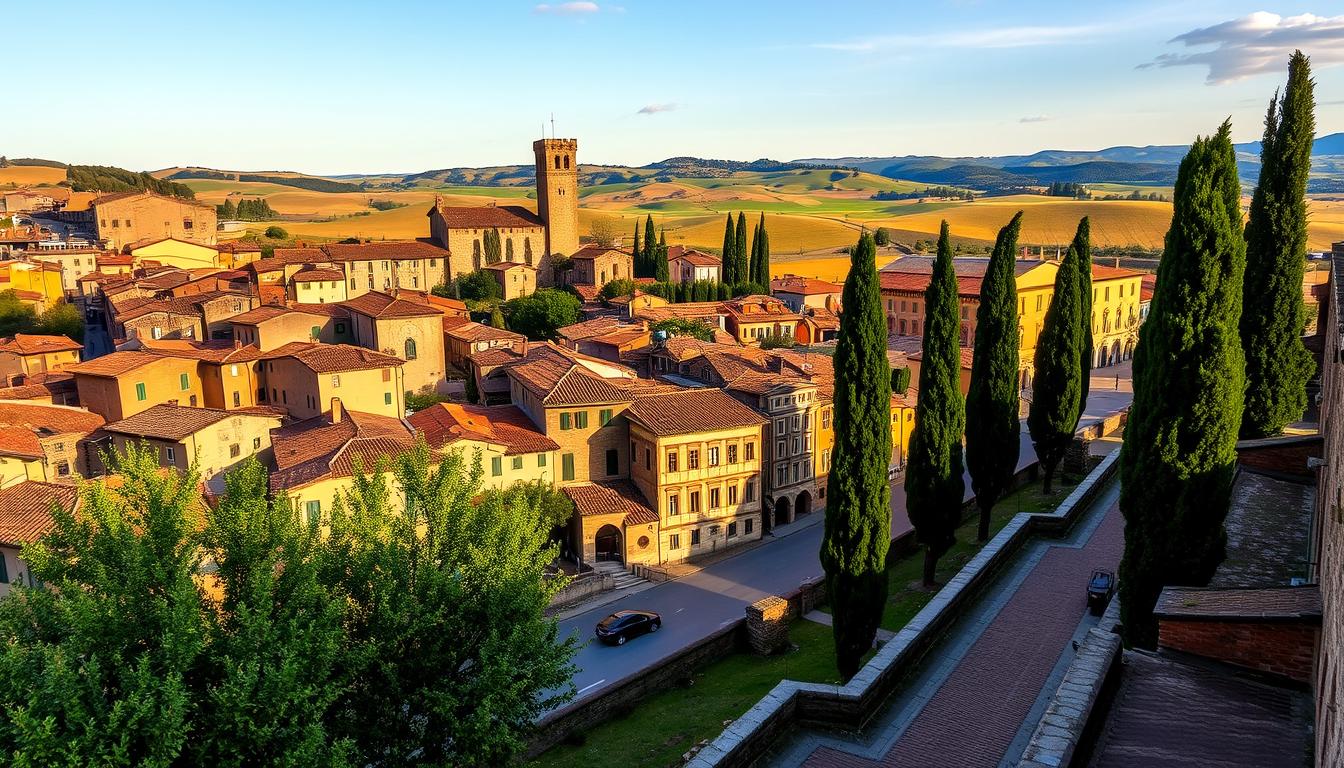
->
xmin=1158 ymin=618 xmax=1319 ymax=685
xmin=1017 ymin=595 xmax=1123 ymax=768
xmin=548 ymin=571 xmax=614 ymax=611
xmin=686 ymin=450 xmax=1122 ymax=768
xmin=527 ymin=621 xmax=746 ymax=758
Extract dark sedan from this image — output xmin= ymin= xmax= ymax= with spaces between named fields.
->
xmin=595 ymin=610 xmax=661 ymax=645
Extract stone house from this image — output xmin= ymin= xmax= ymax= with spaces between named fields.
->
xmin=126 ymin=236 xmax=220 ymax=270
xmin=0 ymin=334 xmax=82 ymax=387
xmin=0 ymin=401 xmax=104 ymax=486
xmin=339 ymin=291 xmax=447 ymax=395
xmin=567 ymin=244 xmax=633 ymax=288
xmin=91 ymin=191 xmax=217 ymax=251
xmin=443 ymin=318 xmax=525 ymax=370
xmin=770 ymin=274 xmax=841 ymax=313
xmin=321 ymin=240 xmax=451 ymax=298
xmin=666 ymin=246 xmax=722 ymax=284
xmin=427 ymin=203 xmax=546 ymax=280
xmin=257 ymin=342 xmax=405 ymax=420
xmin=721 ymin=295 xmax=801 ymax=345
xmin=98 ymin=403 xmax=282 ymax=483
xmin=230 ymin=304 xmax=355 ymax=351
xmin=409 ymin=402 xmax=560 ymax=492
xmin=483 ymin=261 xmax=536 ymax=300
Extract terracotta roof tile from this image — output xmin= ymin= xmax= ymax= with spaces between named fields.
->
xmin=135 ymin=338 xmax=265 ymax=364
xmin=504 ymin=345 xmax=633 ymax=406
xmin=0 ymin=402 xmax=104 ymax=458
xmin=261 ymin=342 xmax=404 ymax=374
xmin=103 ymin=403 xmax=277 ymax=442
xmin=428 ymin=202 xmax=544 ymax=230
xmin=0 ymin=333 xmax=82 ymax=355
xmin=558 ymin=316 xmax=642 ymax=343
xmin=291 ymin=267 xmax=344 ymax=282
xmin=771 ymin=274 xmax=842 ymax=295
xmin=66 ymin=350 xmax=165 ymax=377
xmin=668 ymin=249 xmax=721 ymax=267
xmin=409 ymin=403 xmax=557 ymax=455
xmin=881 ymin=254 xmax=1043 ymax=278
xmin=0 ymin=481 xmax=78 ymax=546
xmin=562 ymin=479 xmax=657 ymax=525
xmin=319 ymin=239 xmax=450 ymax=262
xmin=625 ymin=388 xmax=766 ymax=436
xmin=270 ymin=409 xmax=416 ymax=489
xmin=570 ymin=244 xmax=630 ymax=261
xmin=1091 ymin=264 xmax=1145 ymax=280
xmin=340 ymin=291 xmax=442 ymax=319
xmin=445 ymin=320 xmax=525 ymax=343
xmin=879 ymin=271 xmax=983 ymax=297
xmin=481 ymin=261 xmax=536 ymax=272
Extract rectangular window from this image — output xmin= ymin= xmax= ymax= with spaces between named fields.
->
xmin=645 ymin=447 xmax=651 ymax=470
xmin=229 ymin=443 xmax=241 ymax=458
xmin=728 ymin=444 xmax=738 ymax=464
xmin=746 ymin=479 xmax=755 ymax=502
xmin=728 ymin=485 xmax=738 ymax=505
xmin=728 ymin=521 xmax=738 ymax=538
xmin=709 ymin=487 xmax=720 ymax=508
xmin=560 ymin=413 xmax=572 ymax=430
xmin=332 ymin=375 xmax=341 ymax=388
xmin=179 ymin=373 xmax=189 ymax=391
xmin=135 ymin=382 xmax=147 ymax=401
xmin=746 ymin=518 xmax=754 ymax=535
xmin=575 ymin=411 xmax=589 ymax=429
xmin=384 ymin=392 xmax=392 ymax=405
xmin=691 ymin=528 xmax=701 ymax=546
xmin=1036 ymin=294 xmax=1044 ymax=311
xmin=562 ymin=453 xmax=575 ymax=481
xmin=708 ymin=446 xmax=720 ymax=466
xmin=775 ymin=418 xmax=786 ymax=434
xmin=605 ymin=449 xmax=618 ymax=476
xmin=668 ymin=451 xmax=678 ymax=472
xmin=165 ymin=446 xmax=176 ymax=463
xmin=56 ymin=461 xmax=70 ymax=477
xmin=777 ymin=464 xmax=788 ymax=486
xmin=599 ymin=408 xmax=613 ymax=426
xmin=0 ymin=552 xmax=7 ymax=583
xmin=746 ymin=442 xmax=755 ymax=461
xmin=667 ymin=493 xmax=679 ymax=515
xmin=690 ymin=491 xmax=701 ymax=513
xmin=538 ymin=453 xmax=547 ymax=467
xmin=688 ymin=449 xmax=700 ymax=470
xmin=305 ymin=500 xmax=320 ymax=525
xmin=491 ymin=456 xmax=502 ymax=476
xmin=670 ymin=533 xmax=680 ymax=549
xmin=253 ymin=437 xmax=261 ymax=449
xmin=778 ymin=440 xmax=787 ymax=456
xmin=823 ymin=410 xmax=831 ymax=429
xmin=511 ymin=456 xmax=523 ymax=470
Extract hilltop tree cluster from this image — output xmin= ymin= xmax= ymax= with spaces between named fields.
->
xmin=720 ymin=212 xmax=771 ymax=288
xmin=217 ymin=197 xmax=278 ymax=221
xmin=1044 ymin=181 xmax=1091 ymax=198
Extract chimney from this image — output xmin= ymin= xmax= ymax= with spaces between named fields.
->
xmin=234 ymin=338 xmax=242 ymax=349
xmin=330 ymin=397 xmax=343 ymax=423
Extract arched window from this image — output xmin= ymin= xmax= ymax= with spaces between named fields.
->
xmin=554 ymin=155 xmax=561 ymax=170
xmin=564 ymin=155 xmax=571 ymax=170
xmin=405 ymin=338 xmax=418 ymax=360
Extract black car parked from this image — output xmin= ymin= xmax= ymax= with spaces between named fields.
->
xmin=595 ymin=610 xmax=661 ymax=645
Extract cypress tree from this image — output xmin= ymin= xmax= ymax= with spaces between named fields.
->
xmin=749 ymin=218 xmax=761 ymax=287
xmin=1241 ymin=51 xmax=1316 ymax=437
xmin=642 ymin=215 xmax=657 ymax=277
xmin=758 ymin=216 xmax=771 ymax=286
xmin=655 ymin=230 xmax=669 ymax=283
xmin=1119 ymin=121 xmax=1246 ymax=648
xmin=632 ymin=219 xmax=642 ymax=272
xmin=965 ymin=212 xmax=1022 ymax=542
xmin=1028 ymin=233 xmax=1084 ymax=493
xmin=1075 ymin=218 xmax=1094 ymax=414
xmin=820 ymin=231 xmax=892 ymax=681
xmin=734 ymin=212 xmax=748 ymax=288
xmin=906 ymin=222 xmax=966 ymax=586
xmin=721 ymin=214 xmax=736 ymax=285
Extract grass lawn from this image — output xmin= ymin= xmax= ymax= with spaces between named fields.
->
xmin=880 ymin=463 xmax=1099 ymax=631
xmin=529 ymin=619 xmax=849 ymax=768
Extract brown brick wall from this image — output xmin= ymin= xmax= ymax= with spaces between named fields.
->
xmin=1236 ymin=437 xmax=1323 ymax=478
xmin=1158 ymin=619 xmax=1319 ymax=684
xmin=1316 ymin=261 xmax=1344 ymax=765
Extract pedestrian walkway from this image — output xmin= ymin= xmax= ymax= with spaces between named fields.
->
xmin=767 ymin=482 xmax=1124 ymax=768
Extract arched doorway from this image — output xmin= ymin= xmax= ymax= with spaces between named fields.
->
xmin=594 ymin=524 xmax=622 ymax=562
xmin=774 ymin=496 xmax=793 ymax=528
xmin=796 ymin=490 xmax=812 ymax=517
xmin=1111 ymin=340 xmax=1122 ymax=366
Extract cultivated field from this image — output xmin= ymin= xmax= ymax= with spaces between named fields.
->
xmin=0 ymin=166 xmax=66 ymax=185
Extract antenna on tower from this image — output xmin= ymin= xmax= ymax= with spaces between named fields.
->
xmin=550 ymin=113 xmax=556 ymax=139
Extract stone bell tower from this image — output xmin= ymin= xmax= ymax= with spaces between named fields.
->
xmin=533 ymin=137 xmax=580 ymax=260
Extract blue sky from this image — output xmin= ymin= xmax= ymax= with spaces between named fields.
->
xmin=5 ymin=2 xmax=1342 ymax=174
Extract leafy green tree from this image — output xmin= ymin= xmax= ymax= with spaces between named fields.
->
xmin=0 ymin=445 xmax=207 ymax=766
xmin=1119 ymin=122 xmax=1246 ymax=648
xmin=489 ymin=304 xmax=507 ymax=329
xmin=320 ymin=444 xmax=576 ymax=765
xmin=905 ymin=222 xmax=966 ymax=586
xmin=650 ymin=317 xmax=715 ymax=342
xmin=404 ymin=386 xmax=452 ymax=413
xmin=454 ymin=269 xmax=502 ymax=303
xmin=966 ymin=212 xmax=1022 ymax=542
xmin=734 ymin=212 xmax=748 ymax=288
xmin=890 ymin=365 xmax=911 ymax=395
xmin=263 ymin=225 xmax=288 ymax=239
xmin=36 ymin=301 xmax=84 ymax=342
xmin=820 ymin=231 xmax=892 ymax=681
xmin=655 ymin=229 xmax=670 ymax=282
xmin=1028 ymin=232 xmax=1084 ymax=493
xmin=599 ymin=278 xmax=637 ymax=301
xmin=1075 ymin=218 xmax=1094 ymax=414
xmin=503 ymin=288 xmax=580 ymax=340
xmin=721 ymin=214 xmax=737 ymax=285
xmin=874 ymin=227 xmax=891 ymax=247
xmin=1241 ymin=51 xmax=1316 ymax=437
xmin=759 ymin=331 xmax=795 ymax=349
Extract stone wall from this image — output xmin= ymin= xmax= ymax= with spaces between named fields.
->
xmin=1235 ymin=434 xmax=1323 ymax=478
xmin=548 ymin=571 xmax=613 ymax=611
xmin=1315 ymin=254 xmax=1344 ymax=765
xmin=1159 ymin=619 xmax=1319 ymax=685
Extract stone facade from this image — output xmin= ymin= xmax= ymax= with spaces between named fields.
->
xmin=534 ymin=138 xmax=580 ymax=262
xmin=1314 ymin=252 xmax=1344 ymax=766
xmin=746 ymin=596 xmax=791 ymax=655
xmin=92 ymin=192 xmax=217 ymax=251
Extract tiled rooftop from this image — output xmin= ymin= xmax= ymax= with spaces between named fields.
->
xmin=0 ymin=480 xmax=78 ymax=547
xmin=270 ymin=408 xmax=416 ymax=490
xmin=409 ymin=402 xmax=557 ymax=455
xmin=0 ymin=333 xmax=82 ymax=355
xmin=428 ymin=201 xmax=544 ymax=230
xmin=341 ymin=290 xmax=442 ymax=319
xmin=102 ymin=403 xmax=274 ymax=442
xmin=625 ymin=388 xmax=766 ymax=436
xmin=0 ymin=401 xmax=105 ymax=458
xmin=261 ymin=342 xmax=404 ymax=374
xmin=562 ymin=479 xmax=658 ymax=526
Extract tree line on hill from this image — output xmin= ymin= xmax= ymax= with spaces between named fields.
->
xmin=65 ymin=165 xmax=196 ymax=199
xmin=819 ymin=52 xmax=1320 ymax=680
xmin=871 ymin=186 xmax=975 ymax=201
xmin=216 ymin=197 xmax=278 ymax=221
xmin=0 ymin=157 xmax=68 ymax=168
xmin=1044 ymin=181 xmax=1091 ymax=199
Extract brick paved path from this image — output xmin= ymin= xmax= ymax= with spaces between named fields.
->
xmin=802 ymin=496 xmax=1125 ymax=768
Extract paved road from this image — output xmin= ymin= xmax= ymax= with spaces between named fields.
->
xmin=553 ymin=372 xmax=1132 ymax=707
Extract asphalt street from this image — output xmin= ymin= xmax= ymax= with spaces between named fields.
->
xmin=552 ymin=374 xmax=1134 ymax=707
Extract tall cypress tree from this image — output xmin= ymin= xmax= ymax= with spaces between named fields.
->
xmin=1119 ymin=121 xmax=1246 ymax=648
xmin=721 ymin=214 xmax=736 ymax=285
xmin=965 ymin=212 xmax=1022 ymax=542
xmin=1241 ymin=51 xmax=1316 ymax=437
xmin=1028 ymin=234 xmax=1084 ymax=493
xmin=1075 ymin=218 xmax=1094 ymax=415
xmin=821 ymin=231 xmax=892 ymax=681
xmin=655 ymin=229 xmax=670 ymax=283
xmin=905 ymin=222 xmax=966 ymax=586
xmin=759 ymin=219 xmax=771 ymax=286
xmin=735 ymin=212 xmax=748 ymax=288
xmin=632 ymin=218 xmax=642 ymax=273
xmin=748 ymin=218 xmax=761 ymax=285
xmin=642 ymin=214 xmax=657 ymax=277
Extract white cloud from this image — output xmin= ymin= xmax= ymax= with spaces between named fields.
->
xmin=638 ymin=103 xmax=677 ymax=115
xmin=1019 ymin=115 xmax=1052 ymax=123
xmin=811 ymin=24 xmax=1099 ymax=53
xmin=534 ymin=2 xmax=600 ymax=15
xmin=1141 ymin=12 xmax=1344 ymax=84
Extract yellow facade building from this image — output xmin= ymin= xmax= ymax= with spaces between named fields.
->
xmin=67 ymin=351 xmax=204 ymax=422
xmin=126 ymin=237 xmax=221 ymax=270
xmin=91 ymin=191 xmax=217 ymax=252
xmin=409 ymin=402 xmax=559 ymax=492
xmin=0 ymin=334 xmax=82 ymax=387
xmin=257 ymin=342 xmax=405 ymax=420
xmin=99 ymin=403 xmax=282 ymax=483
xmin=0 ymin=260 xmax=64 ymax=310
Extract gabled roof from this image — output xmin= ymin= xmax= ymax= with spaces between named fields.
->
xmin=503 ymin=344 xmax=634 ymax=406
xmin=1091 ymin=264 xmax=1145 ymax=281
xmin=570 ymin=244 xmax=631 ymax=261
xmin=558 ymin=316 xmax=644 ymax=343
xmin=0 ymin=480 xmax=79 ymax=547
xmin=625 ymin=388 xmax=766 ymax=436
xmin=879 ymin=271 xmax=982 ymax=298
xmin=562 ymin=480 xmax=658 ymax=526
xmin=260 ymin=342 xmax=403 ymax=374
xmin=270 ymin=408 xmax=416 ymax=490
xmin=0 ymin=333 xmax=82 ymax=356
xmin=136 ymin=338 xmax=265 ymax=364
xmin=668 ymin=249 xmax=721 ymax=267
xmin=116 ymin=290 xmax=248 ymax=322
xmin=291 ymin=266 xmax=344 ymax=283
xmin=65 ymin=350 xmax=170 ymax=378
xmin=103 ymin=403 xmax=276 ymax=442
xmin=427 ymin=201 xmax=544 ymax=229
xmin=721 ymin=295 xmax=802 ymax=323
xmin=124 ymin=235 xmax=218 ymax=253
xmin=341 ymin=291 xmax=443 ymax=320
xmin=444 ymin=319 xmax=525 ymax=343
xmin=319 ymin=240 xmax=450 ymax=262
xmin=409 ymin=403 xmax=558 ymax=455
xmin=0 ymin=401 xmax=104 ymax=459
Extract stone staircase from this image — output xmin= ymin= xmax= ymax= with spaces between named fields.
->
xmin=592 ymin=560 xmax=647 ymax=591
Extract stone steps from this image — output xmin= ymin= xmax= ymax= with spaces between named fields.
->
xmin=592 ymin=560 xmax=648 ymax=591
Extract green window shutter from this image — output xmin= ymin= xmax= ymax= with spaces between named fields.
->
xmin=538 ymin=453 xmax=547 ymax=467
xmin=384 ymin=392 xmax=392 ymax=405
xmin=560 ymin=413 xmax=571 ymax=430
xmin=136 ymin=382 xmax=147 ymax=401
xmin=491 ymin=456 xmax=502 ymax=476
xmin=562 ymin=453 xmax=575 ymax=481
xmin=304 ymin=500 xmax=320 ymax=525
xmin=179 ymin=373 xmax=189 ymax=391
xmin=600 ymin=408 xmax=613 ymax=426
xmin=576 ymin=411 xmax=588 ymax=429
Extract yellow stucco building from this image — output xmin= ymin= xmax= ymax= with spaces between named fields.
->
xmin=127 ymin=237 xmax=221 ymax=270
xmin=409 ymin=402 xmax=559 ymax=492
